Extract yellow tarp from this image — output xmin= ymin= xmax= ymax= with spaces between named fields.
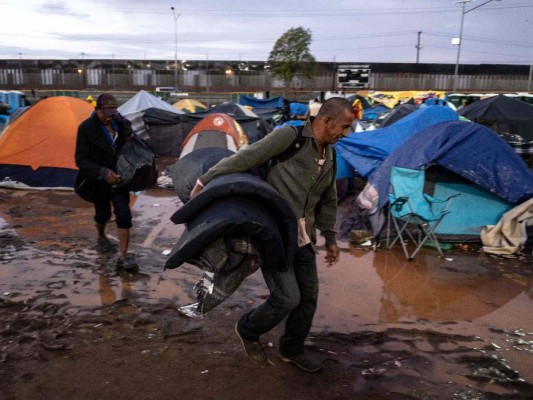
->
xmin=367 ymin=90 xmax=446 ymax=108
xmin=173 ymin=99 xmax=207 ymax=113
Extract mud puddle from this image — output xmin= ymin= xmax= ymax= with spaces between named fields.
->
xmin=1 ymin=187 xmax=532 ymax=399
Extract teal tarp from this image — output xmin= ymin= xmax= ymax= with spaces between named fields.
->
xmin=432 ymin=180 xmax=513 ymax=237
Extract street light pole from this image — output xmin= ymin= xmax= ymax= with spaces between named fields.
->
xmin=452 ymin=0 xmax=469 ymax=92
xmin=452 ymin=0 xmax=500 ymax=92
xmin=170 ymin=6 xmax=179 ymax=89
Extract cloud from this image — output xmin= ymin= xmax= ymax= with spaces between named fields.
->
xmin=38 ymin=1 xmax=89 ymax=18
xmin=0 ymin=0 xmax=530 ymax=63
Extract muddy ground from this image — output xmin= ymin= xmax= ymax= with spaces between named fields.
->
xmin=0 ymin=187 xmax=532 ymax=400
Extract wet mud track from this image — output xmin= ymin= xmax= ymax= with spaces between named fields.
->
xmin=0 ymin=188 xmax=532 ymax=400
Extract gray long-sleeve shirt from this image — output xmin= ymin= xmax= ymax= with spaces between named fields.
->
xmin=199 ymin=120 xmax=338 ymax=248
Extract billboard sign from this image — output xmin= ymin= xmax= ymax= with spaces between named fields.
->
xmin=337 ymin=64 xmax=370 ymax=89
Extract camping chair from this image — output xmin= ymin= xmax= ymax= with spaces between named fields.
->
xmin=386 ymin=166 xmax=459 ymax=260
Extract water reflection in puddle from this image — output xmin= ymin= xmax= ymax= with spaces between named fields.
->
xmin=313 ymin=242 xmax=532 ymax=383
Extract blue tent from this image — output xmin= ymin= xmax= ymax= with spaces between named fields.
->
xmin=420 ymin=97 xmax=456 ymax=110
xmin=335 ymin=105 xmax=459 ymax=178
xmin=289 ymin=102 xmax=308 ymax=117
xmin=362 ymin=104 xmax=390 ymax=121
xmin=368 ymin=120 xmax=533 ymax=213
xmin=239 ymin=95 xmax=284 ymax=109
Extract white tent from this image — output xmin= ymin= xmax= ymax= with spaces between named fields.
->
xmin=118 ymin=90 xmax=183 ymax=117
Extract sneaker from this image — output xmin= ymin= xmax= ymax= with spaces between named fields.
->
xmin=279 ymin=353 xmax=322 ymax=373
xmin=234 ymin=323 xmax=267 ymax=365
xmin=116 ymin=254 xmax=139 ymax=272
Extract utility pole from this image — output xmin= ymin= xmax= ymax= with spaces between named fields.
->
xmin=415 ymin=31 xmax=422 ymax=63
xmin=452 ymin=0 xmax=501 ymax=92
xmin=171 ymin=6 xmax=180 ymax=89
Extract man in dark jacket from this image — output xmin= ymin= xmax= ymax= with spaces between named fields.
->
xmin=75 ymin=93 xmax=137 ymax=270
xmin=190 ymin=97 xmax=354 ymax=372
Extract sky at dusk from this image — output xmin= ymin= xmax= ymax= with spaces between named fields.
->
xmin=1 ymin=0 xmax=532 ymax=65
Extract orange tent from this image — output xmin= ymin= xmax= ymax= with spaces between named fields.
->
xmin=180 ymin=113 xmax=248 ymax=159
xmin=0 ymin=96 xmax=93 ymax=188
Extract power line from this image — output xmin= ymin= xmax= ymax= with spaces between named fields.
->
xmin=4 ymin=29 xmax=526 ymax=48
xmin=1 ymin=1 xmax=531 ymax=17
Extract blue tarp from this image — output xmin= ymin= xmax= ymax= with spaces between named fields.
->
xmin=279 ymin=120 xmax=304 ymax=128
xmin=368 ymin=120 xmax=533 ymax=211
xmin=289 ymin=102 xmax=308 ymax=117
xmin=239 ymin=95 xmax=284 ymax=109
xmin=335 ymin=106 xmax=459 ymax=178
xmin=362 ymin=104 xmax=390 ymax=121
xmin=336 ymin=153 xmax=355 ymax=179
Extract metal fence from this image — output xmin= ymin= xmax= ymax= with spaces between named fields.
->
xmin=370 ymin=73 xmax=531 ymax=92
xmin=0 ymin=68 xmax=531 ymax=93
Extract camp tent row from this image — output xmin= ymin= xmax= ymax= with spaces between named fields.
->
xmin=335 ymin=101 xmax=533 ymax=241
xmin=0 ymin=92 xmax=273 ymax=189
xmin=1 ymin=92 xmax=532 ymax=243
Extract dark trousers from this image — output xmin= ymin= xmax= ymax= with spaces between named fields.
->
xmin=238 ymin=244 xmax=318 ymax=356
xmin=93 ymin=188 xmax=132 ymax=229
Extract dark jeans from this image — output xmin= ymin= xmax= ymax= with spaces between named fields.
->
xmin=238 ymin=244 xmax=318 ymax=356
xmin=93 ymin=188 xmax=132 ymax=229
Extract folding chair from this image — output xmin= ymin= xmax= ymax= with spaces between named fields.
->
xmin=386 ymin=166 xmax=459 ymax=260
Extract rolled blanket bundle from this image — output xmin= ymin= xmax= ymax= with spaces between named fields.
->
xmin=165 ymin=150 xmax=297 ymax=315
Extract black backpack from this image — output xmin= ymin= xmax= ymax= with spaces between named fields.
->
xmin=250 ymin=125 xmax=306 ymax=180
xmin=269 ymin=125 xmax=307 ymax=168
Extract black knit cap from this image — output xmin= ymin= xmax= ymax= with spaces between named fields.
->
xmin=95 ymin=93 xmax=118 ymax=116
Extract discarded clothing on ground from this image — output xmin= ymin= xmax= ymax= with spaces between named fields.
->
xmin=481 ymin=197 xmax=533 ymax=255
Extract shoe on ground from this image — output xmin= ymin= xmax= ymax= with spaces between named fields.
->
xmin=234 ymin=323 xmax=267 ymax=365
xmin=279 ymin=353 xmax=322 ymax=373
xmin=116 ymin=254 xmax=139 ymax=272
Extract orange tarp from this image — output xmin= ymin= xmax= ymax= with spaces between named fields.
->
xmin=0 ymin=96 xmax=93 ymax=171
